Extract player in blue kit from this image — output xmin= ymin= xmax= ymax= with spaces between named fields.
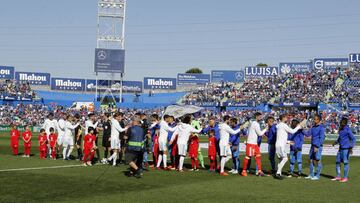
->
xmin=288 ymin=119 xmax=310 ymax=178
xmin=228 ymin=118 xmax=245 ymax=174
xmin=305 ymin=115 xmax=325 ymax=181
xmin=265 ymin=116 xmax=277 ymax=175
xmin=331 ymin=117 xmax=356 ymax=183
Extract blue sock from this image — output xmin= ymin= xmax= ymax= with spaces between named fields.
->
xmin=344 ymin=163 xmax=349 ymax=179
xmin=270 ymin=159 xmax=276 ymax=172
xmin=336 ymin=162 xmax=341 ymax=178
xmin=316 ymin=162 xmax=322 ymax=178
xmin=235 ymin=158 xmax=239 ymax=171
xmin=232 ymin=157 xmax=237 ymax=170
xmin=298 ymin=163 xmax=302 ymax=174
xmin=309 ymin=161 xmax=314 ymax=177
xmin=290 ymin=163 xmax=294 ymax=174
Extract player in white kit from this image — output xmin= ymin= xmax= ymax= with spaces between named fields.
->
xmin=107 ymin=113 xmax=128 ymax=166
xmin=42 ymin=113 xmax=58 ymax=158
xmin=275 ymin=114 xmax=304 ymax=179
xmin=62 ymin=114 xmax=80 ymax=160
xmin=170 ymin=115 xmax=202 ymax=172
xmin=241 ymin=112 xmax=268 ymax=177
xmin=57 ymin=113 xmax=66 ymax=157
xmin=218 ymin=115 xmax=248 ymax=176
xmin=156 ymin=115 xmax=177 ymax=169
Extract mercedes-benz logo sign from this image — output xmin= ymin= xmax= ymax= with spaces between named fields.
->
xmin=97 ymin=50 xmax=107 ymax=60
xmin=235 ymin=72 xmax=244 ymax=80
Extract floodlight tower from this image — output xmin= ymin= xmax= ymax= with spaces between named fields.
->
xmin=95 ymin=0 xmax=126 ymax=104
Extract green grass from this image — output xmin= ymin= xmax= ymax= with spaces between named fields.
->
xmin=0 ymin=132 xmax=359 ymax=203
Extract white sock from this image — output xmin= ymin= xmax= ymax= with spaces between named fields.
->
xmin=108 ymin=153 xmax=113 ymax=161
xmin=108 ymin=153 xmax=114 ymax=161
xmin=179 ymin=156 xmax=185 ymax=170
xmin=112 ymin=153 xmax=117 ymax=166
xmin=225 ymin=156 xmax=231 ymax=163
xmin=163 ymin=154 xmax=167 ymax=168
xmin=156 ymin=154 xmax=162 ymax=168
xmin=63 ymin=147 xmax=68 ymax=159
xmin=67 ymin=146 xmax=74 ymax=158
xmin=277 ymin=157 xmax=288 ymax=175
xmin=220 ymin=157 xmax=226 ymax=173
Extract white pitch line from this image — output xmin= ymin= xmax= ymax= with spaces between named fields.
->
xmin=0 ymin=164 xmax=84 ymax=172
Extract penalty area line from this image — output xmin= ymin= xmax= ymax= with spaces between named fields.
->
xmin=0 ymin=164 xmax=84 ymax=172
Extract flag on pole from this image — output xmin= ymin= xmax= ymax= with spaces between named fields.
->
xmin=164 ymin=105 xmax=203 ymax=119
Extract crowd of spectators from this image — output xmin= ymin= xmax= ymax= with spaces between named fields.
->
xmin=0 ymin=67 xmax=359 ymax=135
xmin=0 ymin=103 xmax=358 ymax=135
xmin=182 ymin=68 xmax=360 ymax=106
xmin=0 ymin=103 xmax=163 ymax=127
xmin=0 ymin=80 xmax=36 ymax=98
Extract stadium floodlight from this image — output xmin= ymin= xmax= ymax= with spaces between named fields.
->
xmin=96 ymin=0 xmax=126 ymax=105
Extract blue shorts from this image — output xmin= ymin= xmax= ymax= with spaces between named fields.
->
xmin=231 ymin=145 xmax=240 ymax=158
xmin=290 ymin=149 xmax=302 ymax=164
xmin=336 ymin=149 xmax=350 ymax=164
xmin=309 ymin=146 xmax=323 ymax=161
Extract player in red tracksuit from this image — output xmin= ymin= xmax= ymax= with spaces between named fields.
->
xmin=171 ymin=134 xmax=179 ymax=169
xmin=208 ymin=130 xmax=217 ymax=172
xmin=38 ymin=129 xmax=47 ymax=159
xmin=22 ymin=125 xmax=32 ymax=157
xmin=10 ymin=124 xmax=20 ymax=156
xmin=83 ymin=127 xmax=97 ymax=166
xmin=48 ymin=127 xmax=58 ymax=160
xmin=189 ymin=134 xmax=200 ymax=171
xmin=153 ymin=131 xmax=160 ymax=167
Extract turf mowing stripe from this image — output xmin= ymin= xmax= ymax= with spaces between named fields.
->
xmin=0 ymin=164 xmax=85 ymax=172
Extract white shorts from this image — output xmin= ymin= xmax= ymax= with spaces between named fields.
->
xmin=158 ymin=140 xmax=168 ymax=152
xmin=276 ymin=145 xmax=287 ymax=158
xmin=220 ymin=144 xmax=232 ymax=157
xmin=111 ymin=137 xmax=120 ymax=150
xmin=62 ymin=136 xmax=74 ymax=147
xmin=57 ymin=135 xmax=64 ymax=146
xmin=177 ymin=143 xmax=188 ymax=156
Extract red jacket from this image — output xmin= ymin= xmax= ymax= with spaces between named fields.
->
xmin=10 ymin=129 xmax=20 ymax=145
xmin=189 ymin=135 xmax=199 ymax=157
xmin=49 ymin=133 xmax=58 ymax=147
xmin=84 ymin=134 xmax=96 ymax=150
xmin=22 ymin=131 xmax=32 ymax=145
xmin=208 ymin=136 xmax=217 ymax=157
xmin=38 ymin=134 xmax=47 ymax=150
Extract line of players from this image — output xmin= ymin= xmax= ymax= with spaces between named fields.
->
xmin=146 ymin=112 xmax=356 ymax=182
xmin=9 ymin=111 xmax=356 ymax=182
xmin=9 ymin=112 xmax=131 ymax=167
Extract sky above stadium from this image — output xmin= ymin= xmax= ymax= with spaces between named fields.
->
xmin=1 ymin=0 xmax=360 ymax=81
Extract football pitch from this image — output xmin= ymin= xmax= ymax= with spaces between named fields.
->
xmin=0 ymin=133 xmax=359 ymax=203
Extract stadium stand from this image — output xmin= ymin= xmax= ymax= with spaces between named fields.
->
xmin=181 ymin=68 xmax=360 ymax=106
